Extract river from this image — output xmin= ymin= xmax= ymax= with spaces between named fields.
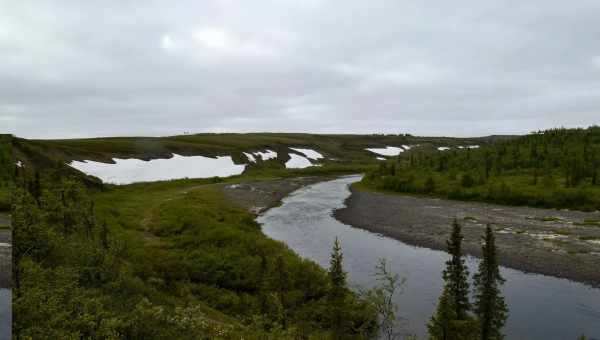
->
xmin=0 ymin=289 xmax=10 ymax=340
xmin=257 ymin=175 xmax=600 ymax=339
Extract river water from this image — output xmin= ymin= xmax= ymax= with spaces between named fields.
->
xmin=0 ymin=289 xmax=10 ymax=340
xmin=257 ymin=176 xmax=600 ymax=340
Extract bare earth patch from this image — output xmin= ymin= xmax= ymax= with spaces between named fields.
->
xmin=222 ymin=177 xmax=329 ymax=215
xmin=334 ymin=187 xmax=600 ymax=287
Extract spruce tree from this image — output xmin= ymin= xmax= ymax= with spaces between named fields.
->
xmin=429 ymin=219 xmax=476 ymax=340
xmin=473 ymin=225 xmax=508 ymax=340
xmin=443 ymin=219 xmax=471 ymax=320
xmin=328 ymin=237 xmax=348 ymax=339
xmin=428 ymin=287 xmax=456 ymax=340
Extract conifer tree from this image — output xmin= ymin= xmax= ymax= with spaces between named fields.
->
xmin=443 ymin=219 xmax=471 ymax=320
xmin=328 ymin=237 xmax=348 ymax=339
xmin=428 ymin=287 xmax=456 ymax=340
xmin=473 ymin=225 xmax=507 ymax=340
xmin=429 ymin=219 xmax=477 ymax=340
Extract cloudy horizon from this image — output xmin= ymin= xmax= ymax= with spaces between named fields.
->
xmin=2 ymin=1 xmax=600 ymax=139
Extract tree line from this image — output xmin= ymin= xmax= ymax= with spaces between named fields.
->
xmin=364 ymin=127 xmax=600 ymax=211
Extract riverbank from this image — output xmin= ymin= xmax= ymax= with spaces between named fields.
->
xmin=222 ymin=176 xmax=331 ymax=214
xmin=334 ymin=186 xmax=600 ymax=287
xmin=0 ymin=213 xmax=10 ymax=288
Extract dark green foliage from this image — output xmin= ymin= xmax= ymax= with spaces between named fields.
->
xmin=363 ymin=127 xmax=600 ymax=211
xmin=444 ymin=220 xmax=471 ymax=320
xmin=429 ymin=219 xmax=478 ymax=340
xmin=473 ymin=225 xmax=507 ymax=340
xmin=328 ymin=237 xmax=350 ymax=339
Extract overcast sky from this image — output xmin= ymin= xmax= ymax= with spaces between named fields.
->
xmin=2 ymin=1 xmax=600 ymax=139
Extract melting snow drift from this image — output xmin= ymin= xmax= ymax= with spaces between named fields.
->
xmin=285 ymin=154 xmax=315 ymax=169
xmin=366 ymin=146 xmax=404 ymax=156
xmin=69 ymin=154 xmax=245 ymax=185
xmin=254 ymin=150 xmax=277 ymax=161
xmin=289 ymin=148 xmax=323 ymax=160
xmin=243 ymin=152 xmax=256 ymax=163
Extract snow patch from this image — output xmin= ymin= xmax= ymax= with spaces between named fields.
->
xmin=366 ymin=146 xmax=404 ymax=156
xmin=285 ymin=153 xmax=314 ymax=169
xmin=243 ymin=152 xmax=256 ymax=163
xmin=69 ymin=154 xmax=246 ymax=185
xmin=290 ymin=148 xmax=323 ymax=160
xmin=437 ymin=147 xmax=450 ymax=151
xmin=254 ymin=150 xmax=277 ymax=160
xmin=15 ymin=161 xmax=22 ymax=168
xmin=376 ymin=157 xmax=386 ymax=161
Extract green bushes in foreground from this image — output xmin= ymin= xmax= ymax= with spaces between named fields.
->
xmin=13 ymin=170 xmax=379 ymax=339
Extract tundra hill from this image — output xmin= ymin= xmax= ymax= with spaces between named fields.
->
xmin=11 ymin=133 xmax=505 ymax=181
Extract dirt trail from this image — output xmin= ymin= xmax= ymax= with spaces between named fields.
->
xmin=334 ymin=187 xmax=600 ymax=287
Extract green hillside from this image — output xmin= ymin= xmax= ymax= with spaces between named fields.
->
xmin=0 ymin=135 xmax=13 ymax=212
xmin=362 ymin=126 xmax=600 ymax=211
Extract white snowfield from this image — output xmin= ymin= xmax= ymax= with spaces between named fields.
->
xmin=254 ymin=150 xmax=277 ymax=160
xmin=285 ymin=153 xmax=316 ymax=169
xmin=365 ymin=146 xmax=404 ymax=156
xmin=437 ymin=146 xmax=451 ymax=151
xmin=243 ymin=152 xmax=256 ymax=163
xmin=69 ymin=154 xmax=246 ymax=185
xmin=376 ymin=157 xmax=386 ymax=161
xmin=289 ymin=148 xmax=323 ymax=160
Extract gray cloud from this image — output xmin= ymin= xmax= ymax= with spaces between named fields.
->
xmin=1 ymin=0 xmax=600 ymax=138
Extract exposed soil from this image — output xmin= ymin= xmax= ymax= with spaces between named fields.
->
xmin=334 ymin=187 xmax=600 ymax=287
xmin=222 ymin=176 xmax=330 ymax=215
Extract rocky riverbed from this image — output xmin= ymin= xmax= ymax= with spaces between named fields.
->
xmin=334 ymin=187 xmax=600 ymax=287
